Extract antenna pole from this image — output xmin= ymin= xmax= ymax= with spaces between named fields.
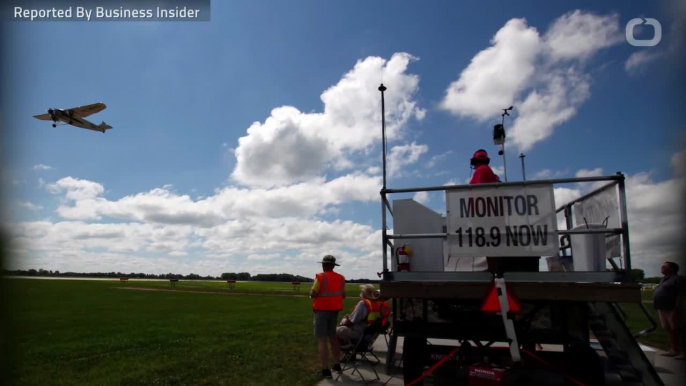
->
xmin=379 ymin=84 xmax=388 ymax=189
xmin=501 ymin=112 xmax=508 ymax=182
xmin=520 ymin=153 xmax=526 ymax=181
xmin=501 ymin=142 xmax=508 ymax=182
xmin=499 ymin=107 xmax=513 ymax=182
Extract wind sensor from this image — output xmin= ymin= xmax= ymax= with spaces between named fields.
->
xmin=493 ymin=106 xmax=513 ymax=181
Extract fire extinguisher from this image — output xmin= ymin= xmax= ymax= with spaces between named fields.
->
xmin=396 ymin=244 xmax=413 ymax=272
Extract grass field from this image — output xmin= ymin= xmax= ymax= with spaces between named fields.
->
xmin=2 ymin=279 xmax=668 ymax=385
xmin=110 ymin=278 xmax=365 ymax=296
xmin=627 ymin=289 xmax=668 ymax=351
xmin=4 ymin=279 xmax=362 ymax=386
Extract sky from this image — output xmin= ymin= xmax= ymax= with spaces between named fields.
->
xmin=1 ymin=0 xmax=685 ymax=279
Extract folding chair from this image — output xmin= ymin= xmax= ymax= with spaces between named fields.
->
xmin=336 ymin=320 xmax=383 ymax=383
xmin=380 ymin=313 xmax=392 ymax=348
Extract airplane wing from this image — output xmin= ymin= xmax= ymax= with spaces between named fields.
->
xmin=69 ymin=102 xmax=107 ymax=118
xmin=33 ymin=113 xmax=52 ymax=121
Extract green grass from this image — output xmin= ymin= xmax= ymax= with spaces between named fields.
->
xmin=111 ymin=278 xmax=365 ymax=296
xmin=4 ymin=279 xmax=668 ymax=385
xmin=619 ymin=289 xmax=668 ymax=351
xmin=5 ymin=279 xmax=361 ymax=386
xmin=621 ymin=302 xmax=667 ymax=351
xmin=641 ymin=289 xmax=655 ymax=302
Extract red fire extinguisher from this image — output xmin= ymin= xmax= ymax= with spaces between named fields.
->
xmin=396 ymin=244 xmax=413 ymax=272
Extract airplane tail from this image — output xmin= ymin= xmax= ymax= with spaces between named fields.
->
xmin=99 ymin=121 xmax=113 ymax=132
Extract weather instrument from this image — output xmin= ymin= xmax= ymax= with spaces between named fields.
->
xmin=493 ymin=106 xmax=513 ymax=181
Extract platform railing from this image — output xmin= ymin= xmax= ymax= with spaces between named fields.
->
xmin=380 ymin=173 xmax=632 ymax=283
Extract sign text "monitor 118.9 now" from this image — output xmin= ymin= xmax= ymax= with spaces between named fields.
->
xmin=453 ymin=225 xmax=550 ymax=248
xmin=445 ymin=184 xmax=559 ymax=258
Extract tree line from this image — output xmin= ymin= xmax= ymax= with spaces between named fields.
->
xmin=221 ymin=272 xmax=312 ymax=282
xmin=1 ymin=268 xmax=377 ymax=283
xmin=219 ymin=272 xmax=378 ymax=283
xmin=2 ymin=268 xmax=216 ymax=280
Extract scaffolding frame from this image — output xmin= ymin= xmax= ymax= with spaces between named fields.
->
xmin=379 ymin=173 xmax=633 ymax=283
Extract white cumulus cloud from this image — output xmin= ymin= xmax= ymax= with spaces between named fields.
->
xmin=413 ymin=191 xmax=429 ymax=205
xmin=425 ymin=151 xmax=453 ymax=169
xmin=575 ymin=168 xmax=604 ymax=178
xmin=441 ymin=18 xmax=541 ymax=120
xmin=625 ymin=50 xmax=664 ymax=75
xmin=47 ymin=173 xmax=381 ymax=226
xmin=543 ymin=10 xmax=622 ymax=60
xmin=441 ymin=10 xmax=622 ymax=152
xmin=17 ymin=201 xmax=43 ymax=211
xmin=46 ymin=177 xmax=105 ymax=201
xmin=231 ymin=53 xmax=425 ymax=188
xmin=387 ymin=142 xmax=429 ymax=177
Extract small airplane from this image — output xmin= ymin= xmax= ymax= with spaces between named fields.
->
xmin=33 ymin=102 xmax=113 ymax=133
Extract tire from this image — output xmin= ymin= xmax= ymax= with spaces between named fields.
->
xmin=502 ymin=368 xmax=566 ymax=386
xmin=403 ymin=336 xmax=427 ymax=386
xmin=564 ymin=343 xmax=604 ymax=386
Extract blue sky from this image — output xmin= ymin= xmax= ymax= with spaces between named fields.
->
xmin=2 ymin=0 xmax=684 ymax=278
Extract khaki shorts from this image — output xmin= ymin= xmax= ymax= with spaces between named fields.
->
xmin=337 ymin=326 xmax=355 ymax=340
xmin=313 ymin=311 xmax=339 ymax=338
xmin=658 ymin=309 xmax=678 ymax=330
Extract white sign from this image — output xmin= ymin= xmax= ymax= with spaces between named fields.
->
xmin=573 ymin=184 xmax=622 ymax=258
xmin=446 ymin=184 xmax=559 ymax=257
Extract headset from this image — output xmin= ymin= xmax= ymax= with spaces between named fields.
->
xmin=470 ymin=149 xmax=490 ymax=166
xmin=469 ymin=149 xmax=491 ymax=175
xmin=469 ymin=149 xmax=490 ymax=178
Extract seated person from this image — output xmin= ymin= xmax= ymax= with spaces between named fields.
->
xmin=337 ymin=284 xmax=389 ymax=345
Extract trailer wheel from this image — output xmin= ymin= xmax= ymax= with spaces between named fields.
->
xmin=564 ymin=343 xmax=604 ymax=386
xmin=503 ymin=368 xmax=566 ymax=386
xmin=403 ymin=336 xmax=427 ymax=386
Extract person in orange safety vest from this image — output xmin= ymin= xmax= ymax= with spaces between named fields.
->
xmin=337 ymin=284 xmax=390 ymax=345
xmin=310 ymin=255 xmax=346 ymax=379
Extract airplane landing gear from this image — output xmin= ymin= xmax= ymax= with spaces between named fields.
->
xmin=52 ymin=123 xmax=57 ymax=128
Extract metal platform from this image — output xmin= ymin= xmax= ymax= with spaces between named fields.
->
xmin=381 ymin=280 xmax=641 ymax=303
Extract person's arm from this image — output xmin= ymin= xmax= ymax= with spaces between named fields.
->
xmin=469 ymin=168 xmax=481 ymax=185
xmin=381 ymin=302 xmax=391 ymax=317
xmin=340 ymin=314 xmax=353 ymax=327
xmin=309 ymin=276 xmax=320 ymax=299
xmin=348 ymin=300 xmax=367 ymax=324
xmin=341 ymin=276 xmax=346 ymax=300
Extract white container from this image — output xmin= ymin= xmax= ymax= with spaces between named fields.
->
xmin=570 ymin=224 xmax=607 ymax=271
xmin=546 ymin=255 xmax=574 ymax=272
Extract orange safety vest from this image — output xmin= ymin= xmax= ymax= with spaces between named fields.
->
xmin=313 ymin=271 xmax=345 ymax=311
xmin=359 ymin=299 xmax=391 ymax=326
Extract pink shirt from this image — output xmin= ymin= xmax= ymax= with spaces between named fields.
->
xmin=470 ymin=165 xmax=500 ymax=185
